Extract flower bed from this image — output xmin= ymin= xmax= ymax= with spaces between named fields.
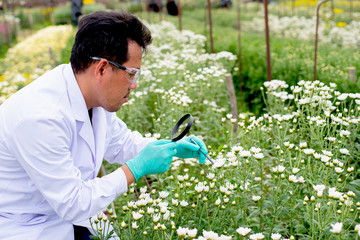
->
xmin=245 ymin=14 xmax=360 ymax=48
xmin=95 ymin=78 xmax=360 ymax=240
xmin=0 ymin=24 xmax=73 ymax=103
xmin=0 ymin=19 xmax=358 ymax=240
xmin=94 ymin=22 xmax=359 ymax=240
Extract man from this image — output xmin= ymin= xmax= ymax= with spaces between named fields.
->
xmin=166 ymin=0 xmax=178 ymax=16
xmin=148 ymin=0 xmax=161 ymax=12
xmin=71 ymin=0 xmax=83 ymax=25
xmin=0 ymin=10 xmax=207 ymax=239
xmin=220 ymin=0 xmax=232 ymax=8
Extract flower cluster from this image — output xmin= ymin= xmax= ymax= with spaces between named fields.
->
xmin=119 ymin=21 xmax=236 ymax=145
xmin=111 ymin=57 xmax=359 ymax=239
xmin=0 ymin=25 xmax=73 ymax=103
xmin=246 ymin=14 xmax=360 ymax=48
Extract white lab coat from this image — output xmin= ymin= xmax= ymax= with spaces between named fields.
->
xmin=0 ymin=64 xmax=153 ymax=239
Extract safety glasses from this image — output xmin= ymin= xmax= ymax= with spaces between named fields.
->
xmin=91 ymin=56 xmax=141 ymax=84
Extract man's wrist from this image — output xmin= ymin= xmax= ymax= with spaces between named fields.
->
xmin=121 ymin=164 xmax=136 ymax=186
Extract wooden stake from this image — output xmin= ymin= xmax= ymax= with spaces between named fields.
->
xmin=237 ymin=0 xmax=243 ymax=98
xmin=207 ymin=0 xmax=214 ymax=53
xmin=225 ymin=73 xmax=238 ymax=133
xmin=178 ymin=0 xmax=182 ymax=31
xmin=158 ymin=0 xmax=162 ymax=21
xmin=348 ymin=67 xmax=356 ymax=83
xmin=264 ymin=0 xmax=272 ymax=81
xmin=314 ymin=0 xmax=329 ymax=81
xmin=204 ymin=2 xmax=208 ymax=49
xmin=1 ymin=0 xmax=12 ymax=46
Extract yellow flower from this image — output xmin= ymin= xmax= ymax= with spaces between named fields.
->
xmin=333 ymin=8 xmax=343 ymax=13
xmin=83 ymin=0 xmax=95 ymax=4
xmin=336 ymin=22 xmax=347 ymax=28
xmin=4 ymin=25 xmax=73 ymax=75
xmin=0 ymin=75 xmax=4 ymax=82
xmin=309 ymin=0 xmax=317 ymax=6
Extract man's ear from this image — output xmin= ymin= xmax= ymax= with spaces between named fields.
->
xmin=94 ymin=59 xmax=108 ymax=79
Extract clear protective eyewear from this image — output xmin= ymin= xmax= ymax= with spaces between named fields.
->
xmin=90 ymin=56 xmax=141 ymax=84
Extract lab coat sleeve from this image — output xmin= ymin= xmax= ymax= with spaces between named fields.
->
xmin=7 ymin=116 xmax=127 ymax=223
xmin=104 ymin=113 xmax=155 ymax=164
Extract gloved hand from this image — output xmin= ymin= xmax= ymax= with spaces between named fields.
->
xmin=174 ymin=136 xmax=208 ymax=163
xmin=125 ymin=140 xmax=177 ymax=181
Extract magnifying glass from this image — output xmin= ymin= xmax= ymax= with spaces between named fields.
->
xmin=171 ymin=113 xmax=214 ymax=164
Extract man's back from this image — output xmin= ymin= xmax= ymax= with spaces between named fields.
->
xmin=0 ymin=64 xmax=76 ymax=239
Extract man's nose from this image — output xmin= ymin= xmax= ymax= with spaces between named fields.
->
xmin=129 ymin=82 xmax=137 ymax=89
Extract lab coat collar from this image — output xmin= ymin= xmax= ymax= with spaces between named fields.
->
xmin=64 ymin=64 xmax=90 ymax=123
xmin=64 ymin=64 xmax=96 ymax=159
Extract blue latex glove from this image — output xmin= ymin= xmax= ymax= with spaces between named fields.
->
xmin=174 ymin=136 xmax=208 ymax=163
xmin=125 ymin=140 xmax=176 ymax=181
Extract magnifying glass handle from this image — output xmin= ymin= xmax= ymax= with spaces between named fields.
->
xmin=190 ymin=138 xmax=214 ymax=164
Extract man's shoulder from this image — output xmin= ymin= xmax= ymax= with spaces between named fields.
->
xmin=1 ymin=64 xmax=74 ymax=122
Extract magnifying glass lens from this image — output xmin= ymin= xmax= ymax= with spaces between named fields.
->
xmin=170 ymin=114 xmax=214 ymax=164
xmin=171 ymin=114 xmax=193 ymax=142
xmin=173 ymin=121 xmax=188 ymax=138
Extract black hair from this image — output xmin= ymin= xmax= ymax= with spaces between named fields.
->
xmin=70 ymin=10 xmax=152 ymax=73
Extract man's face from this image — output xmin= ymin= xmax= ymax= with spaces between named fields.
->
xmin=98 ymin=41 xmax=142 ymax=112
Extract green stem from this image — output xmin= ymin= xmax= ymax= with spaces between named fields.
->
xmin=198 ymin=201 xmax=206 ymax=225
xmin=169 ymin=229 xmax=175 ymax=240
xmin=259 ymin=159 xmax=263 ymax=231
